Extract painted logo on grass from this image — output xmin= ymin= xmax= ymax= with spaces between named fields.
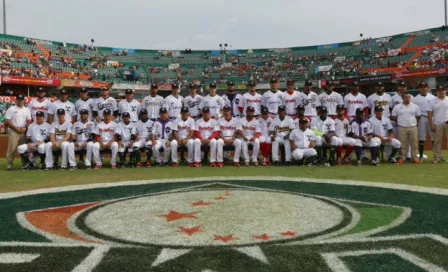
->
xmin=0 ymin=177 xmax=447 ymax=271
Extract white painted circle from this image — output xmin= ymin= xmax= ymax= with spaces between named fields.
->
xmin=82 ymin=190 xmax=345 ymax=246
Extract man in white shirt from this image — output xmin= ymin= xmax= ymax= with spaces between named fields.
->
xmin=193 ymin=107 xmax=220 ymax=167
xmin=428 ymin=85 xmax=448 ymax=163
xmin=269 ymin=105 xmax=294 ymax=166
xmin=93 ymin=86 xmax=119 ymax=122
xmin=48 ymin=89 xmax=76 ymax=124
xmin=118 ymin=89 xmax=141 ymax=123
xmin=217 ymin=105 xmax=241 ymax=166
xmin=237 ymin=106 xmax=261 ymax=166
xmin=222 ymin=81 xmax=244 ymax=118
xmin=319 ymin=81 xmax=343 ymax=117
xmin=171 ymin=107 xmax=195 ymax=167
xmin=241 ymin=81 xmax=262 ymax=117
xmin=344 ymin=81 xmax=368 ymax=120
xmin=412 ymin=81 xmax=436 ymax=161
xmin=369 ymin=106 xmax=401 ymax=163
xmin=5 ymin=94 xmax=32 ymax=170
xmin=151 ymin=108 xmax=175 ymax=166
xmin=28 ymin=87 xmax=52 ymax=122
xmin=282 ymin=79 xmax=300 ymax=117
xmin=116 ymin=112 xmax=141 ymax=168
xmin=143 ymin=83 xmax=166 ymax=121
xmin=310 ymin=106 xmax=339 ymax=166
xmin=45 ymin=109 xmax=74 ymax=170
xmin=183 ymin=82 xmax=203 ymax=120
xmin=201 ymin=82 xmax=225 ymax=119
xmin=298 ymin=79 xmax=320 ymax=118
xmin=135 ymin=109 xmax=154 ymax=167
xmin=391 ymin=93 xmax=421 ymax=163
xmin=92 ymin=109 xmax=119 ymax=169
xmin=367 ymin=82 xmax=393 ymax=118
xmin=334 ymin=105 xmax=355 ymax=165
xmin=289 ymin=118 xmax=317 ymax=165
xmin=68 ymin=109 xmax=95 ymax=169
xmin=165 ymin=82 xmax=183 ymax=121
xmin=262 ymin=77 xmax=284 ymax=118
xmin=391 ymin=81 xmax=412 ymax=160
xmin=259 ymin=107 xmax=273 ymax=165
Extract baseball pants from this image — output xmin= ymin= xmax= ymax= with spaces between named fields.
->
xmin=418 ymin=116 xmax=434 ymax=141
xmin=216 ymin=138 xmax=241 ymax=163
xmin=153 ymin=139 xmax=171 ymax=163
xmin=272 ymin=137 xmax=292 ymax=162
xmin=17 ymin=142 xmax=46 ymax=156
xmin=354 ymin=137 xmax=381 ymax=148
xmin=68 ymin=141 xmax=93 ymax=167
xmin=315 ymin=135 xmax=340 ymax=146
xmin=119 ymin=141 xmax=142 ymax=153
xmin=45 ymin=141 xmax=70 ymax=168
xmin=241 ymin=138 xmax=259 ymax=163
xmin=337 ymin=137 xmax=356 ymax=146
xmin=292 ymin=148 xmax=317 ymax=160
xmin=92 ymin=142 xmax=119 ymax=166
xmin=194 ymin=138 xmax=217 ymax=163
xmin=171 ymin=139 xmax=194 ymax=163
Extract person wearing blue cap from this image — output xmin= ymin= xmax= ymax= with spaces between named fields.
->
xmin=143 ymin=83 xmax=166 ymax=121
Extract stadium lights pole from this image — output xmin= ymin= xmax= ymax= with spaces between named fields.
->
xmin=3 ymin=0 xmax=6 ymax=34
xmin=445 ymin=0 xmax=447 ymax=26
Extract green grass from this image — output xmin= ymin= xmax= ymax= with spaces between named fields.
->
xmin=1 ymin=154 xmax=448 ymax=192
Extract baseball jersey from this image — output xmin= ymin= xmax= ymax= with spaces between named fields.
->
xmin=289 ymin=128 xmax=316 ymax=148
xmin=298 ymin=91 xmax=320 ymax=117
xmin=28 ymin=98 xmax=52 ymax=121
xmin=319 ymin=92 xmax=344 ymax=116
xmin=49 ymin=100 xmax=76 ymax=122
xmin=367 ymin=93 xmax=393 ymax=118
xmin=259 ymin=116 xmax=273 ymax=137
xmin=237 ymin=117 xmax=261 ymax=138
xmin=241 ymin=92 xmax=262 ymax=115
xmin=26 ymin=122 xmax=50 ymax=143
xmin=219 ymin=117 xmax=239 ymax=139
xmin=310 ymin=117 xmax=336 ymax=134
xmin=333 ymin=117 xmax=350 ymax=138
xmin=50 ymin=121 xmax=72 ymax=142
xmin=165 ymin=94 xmax=184 ymax=119
xmin=201 ymin=95 xmax=225 ymax=117
xmin=348 ymin=119 xmax=374 ymax=137
xmin=152 ymin=120 xmax=174 ymax=140
xmin=75 ymin=98 xmax=95 ymax=121
xmin=173 ymin=117 xmax=195 ymax=140
xmin=369 ymin=116 xmax=393 ymax=137
xmin=96 ymin=121 xmax=118 ymax=142
xmin=413 ymin=93 xmax=436 ymax=117
xmin=195 ymin=118 xmax=219 ymax=139
xmin=427 ymin=97 xmax=448 ymax=125
xmin=269 ymin=116 xmax=294 ymax=138
xmin=282 ymin=90 xmax=301 ymax=115
xmin=292 ymin=116 xmax=312 ymax=129
xmin=222 ymin=93 xmax=243 ymax=117
xmin=262 ymin=90 xmax=284 ymax=114
xmin=93 ymin=96 xmax=118 ymax=120
xmin=135 ymin=119 xmax=155 ymax=140
xmin=344 ymin=92 xmax=368 ymax=117
xmin=72 ymin=120 xmax=95 ymax=142
xmin=183 ymin=94 xmax=203 ymax=117
xmin=116 ymin=121 xmax=137 ymax=142
xmin=142 ymin=95 xmax=166 ymax=120
xmin=118 ymin=99 xmax=141 ymax=122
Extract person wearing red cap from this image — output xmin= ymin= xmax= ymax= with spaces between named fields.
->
xmin=428 ymin=85 xmax=448 ymax=163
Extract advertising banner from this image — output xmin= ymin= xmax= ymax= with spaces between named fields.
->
xmin=168 ymin=63 xmax=180 ymax=70
xmin=62 ymin=80 xmax=110 ymax=88
xmin=315 ymin=65 xmax=333 ymax=72
xmin=1 ymin=76 xmax=61 ymax=86
xmin=395 ymin=68 xmax=448 ymax=79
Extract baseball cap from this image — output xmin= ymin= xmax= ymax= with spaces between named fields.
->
xmin=336 ymin=104 xmax=345 ymax=110
xmin=60 ymin=89 xmax=68 ymax=95
xmin=436 ymin=85 xmax=446 ymax=90
xmin=374 ymin=106 xmax=384 ymax=112
xmin=261 ymin=106 xmax=269 ymax=114
xmin=159 ymin=108 xmax=168 ymax=114
xmin=299 ymin=118 xmax=309 ymax=124
xmin=209 ymin=82 xmax=217 ymax=88
xmin=36 ymin=111 xmax=45 ymax=117
xmin=246 ymin=106 xmax=255 ymax=112
xmin=376 ymin=81 xmax=384 ymax=87
xmin=80 ymin=88 xmax=88 ymax=93
xmin=398 ymin=81 xmax=407 ymax=87
xmin=278 ymin=105 xmax=286 ymax=112
xmin=355 ymin=108 xmax=364 ymax=114
xmin=172 ymin=82 xmax=179 ymax=89
xmin=327 ymin=80 xmax=334 ymax=86
xmin=150 ymin=83 xmax=158 ymax=89
xmin=202 ymin=107 xmax=210 ymax=113
xmin=103 ymin=109 xmax=112 ymax=115
xmin=37 ymin=87 xmax=45 ymax=92
xmin=189 ymin=82 xmax=196 ymax=89
xmin=125 ymin=89 xmax=134 ymax=94
xmin=296 ymin=105 xmax=305 ymax=111
xmin=419 ymin=82 xmax=428 ymax=87
xmin=16 ymin=94 xmax=25 ymax=100
xmin=320 ymin=106 xmax=328 ymax=112
xmin=223 ymin=105 xmax=231 ymax=111
xmin=305 ymin=80 xmax=313 ymax=86
xmin=140 ymin=109 xmax=148 ymax=115
xmin=270 ymin=77 xmax=278 ymax=83
xmin=181 ymin=106 xmax=189 ymax=113
xmin=353 ymin=80 xmax=360 ymax=86
xmin=122 ymin=112 xmax=130 ymax=117
xmin=79 ymin=109 xmax=89 ymax=115
xmin=248 ymin=81 xmax=256 ymax=87
xmin=287 ymin=79 xmax=295 ymax=85
xmin=57 ymin=108 xmax=65 ymax=115
xmin=101 ymin=86 xmax=109 ymax=90
xmin=227 ymin=81 xmax=235 ymax=86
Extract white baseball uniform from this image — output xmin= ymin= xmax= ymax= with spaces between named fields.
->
xmin=142 ymin=95 xmax=166 ymax=120
xmin=45 ymin=121 xmax=72 ymax=168
xmin=194 ymin=118 xmax=220 ymax=163
xmin=92 ymin=120 xmax=119 ymax=166
xmin=28 ymin=98 xmax=52 ymax=122
xmin=49 ymin=100 xmax=76 ymax=123
xmin=201 ymin=95 xmax=225 ymax=118
xmin=135 ymin=118 xmax=155 ymax=149
xmin=269 ymin=116 xmax=294 ymax=162
xmin=152 ymin=119 xmax=175 ymax=163
xmin=289 ymin=128 xmax=317 ymax=160
xmin=348 ymin=119 xmax=380 ymax=147
xmin=93 ymin=96 xmax=118 ymax=120
xmin=310 ymin=117 xmax=339 ymax=146
xmin=75 ymin=98 xmax=95 ymax=121
xmin=333 ymin=116 xmax=356 ymax=146
xmin=165 ymin=94 xmax=184 ymax=120
xmin=237 ymin=117 xmax=261 ymax=163
xmin=259 ymin=116 xmax=273 ymax=144
xmin=367 ymin=93 xmax=393 ymax=118
xmin=217 ymin=117 xmax=241 ymax=162
xmin=222 ymin=93 xmax=243 ymax=117
xmin=369 ymin=116 xmax=401 ymax=149
xmin=413 ymin=93 xmax=436 ymax=141
xmin=298 ymin=91 xmax=320 ymax=117
xmin=241 ymin=92 xmax=262 ymax=116
xmin=282 ymin=90 xmax=301 ymax=116
xmin=171 ymin=117 xmax=195 ymax=163
xmin=183 ymin=94 xmax=203 ymax=118
xmin=262 ymin=90 xmax=284 ymax=116
xmin=344 ymin=92 xmax=368 ymax=118
xmin=118 ymin=99 xmax=141 ymax=122
xmin=319 ymin=91 xmax=344 ymax=116
xmin=68 ymin=120 xmax=95 ymax=167
xmin=17 ymin=122 xmax=50 ymax=155
xmin=116 ymin=121 xmax=140 ymax=153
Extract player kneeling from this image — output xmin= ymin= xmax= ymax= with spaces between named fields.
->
xmin=69 ymin=109 xmax=95 ymax=170
xmin=17 ymin=111 xmax=50 ymax=170
xmin=237 ymin=106 xmax=260 ymax=166
xmin=289 ymin=118 xmax=317 ymax=165
xmin=151 ymin=108 xmax=175 ymax=166
xmin=116 ymin=112 xmax=141 ymax=168
xmin=193 ymin=107 xmax=220 ymax=167
xmin=92 ymin=109 xmax=119 ymax=169
xmin=310 ymin=106 xmax=339 ymax=166
xmin=171 ymin=107 xmax=195 ymax=167
xmin=216 ymin=105 xmax=241 ymax=167
xmin=259 ymin=107 xmax=273 ymax=165
xmin=348 ymin=108 xmax=381 ymax=167
xmin=135 ymin=109 xmax=154 ymax=167
xmin=45 ymin=109 xmax=73 ymax=170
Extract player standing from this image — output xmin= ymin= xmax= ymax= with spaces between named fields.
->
xmin=217 ymin=105 xmax=241 ymax=166
xmin=261 ymin=77 xmax=284 ymax=118
xmin=93 ymin=86 xmax=119 ymax=122
xmin=319 ymin=81 xmax=343 ymax=118
xmin=201 ymin=82 xmax=225 ymax=119
xmin=282 ymin=79 xmax=300 ymax=117
xmin=193 ymin=107 xmax=220 ymax=167
xmin=344 ymin=81 xmax=368 ymax=120
xmin=143 ymin=83 xmax=166 ymax=121
xmin=298 ymin=79 xmax=320 ymax=118
xmin=171 ymin=107 xmax=196 ymax=167
xmin=412 ymin=81 xmax=435 ymax=161
xmin=427 ymin=85 xmax=448 ymax=163
xmin=151 ymin=108 xmax=175 ymax=166
xmin=118 ymin=89 xmax=141 ymax=122
xmin=222 ymin=81 xmax=243 ymax=118
xmin=74 ymin=88 xmax=95 ymax=122
xmin=183 ymin=83 xmax=203 ymax=120
xmin=48 ymin=89 xmax=76 ymax=124
xmin=241 ymin=81 xmax=262 ymax=117
xmin=28 ymin=87 xmax=52 ymax=121
xmin=269 ymin=105 xmax=294 ymax=166
xmin=367 ymin=82 xmax=393 ymax=118
xmin=91 ymin=109 xmax=119 ymax=169
xmin=165 ymin=82 xmax=183 ymax=121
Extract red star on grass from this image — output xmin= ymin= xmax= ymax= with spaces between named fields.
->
xmin=253 ymin=233 xmax=270 ymax=240
xmin=214 ymin=235 xmax=234 ymax=243
xmin=280 ymin=231 xmax=296 ymax=237
xmin=158 ymin=210 xmax=198 ymax=222
xmin=214 ymin=196 xmax=226 ymax=200
xmin=177 ymin=226 xmax=203 ymax=236
xmin=224 ymin=191 xmax=232 ymax=196
xmin=191 ymin=200 xmax=213 ymax=206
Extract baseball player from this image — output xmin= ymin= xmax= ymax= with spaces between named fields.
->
xmin=135 ymin=109 xmax=154 ymax=167
xmin=289 ymin=118 xmax=317 ymax=165
xmin=45 ymin=109 xmax=73 ymax=170
xmin=68 ymin=109 xmax=95 ymax=169
xmin=201 ymin=82 xmax=225 ymax=119
xmin=193 ymin=107 xmax=220 ymax=167
xmin=17 ymin=111 xmax=50 ymax=170
xmin=413 ymin=81 xmax=435 ymax=161
xmin=319 ymin=81 xmax=343 ymax=117
xmin=48 ymin=89 xmax=76 ymax=124
xmin=344 ymin=81 xmax=368 ymax=120
xmin=217 ymin=105 xmax=241 ymax=166
xmin=369 ymin=106 xmax=401 ymax=163
xmin=367 ymin=82 xmax=393 ymax=118
xmin=222 ymin=81 xmax=243 ymax=117
xmin=28 ymin=87 xmax=52 ymax=121
xmin=241 ymin=81 xmax=262 ymax=117
xmin=283 ymin=79 xmax=301 ymax=117
xmin=348 ymin=108 xmax=381 ymax=166
xmin=427 ymin=85 xmax=448 ymax=163
xmin=333 ymin=105 xmax=355 ymax=165
xmin=183 ymin=82 xmax=203 ymax=120
xmin=74 ymin=88 xmax=95 ymax=122
xmin=151 ymin=108 xmax=175 ymax=166
xmin=269 ymin=105 xmax=294 ymax=166
xmin=298 ymin=79 xmax=320 ymax=118
xmin=237 ymin=106 xmax=261 ymax=166
xmin=171 ymin=107 xmax=195 ymax=167
xmin=91 ymin=109 xmax=119 ymax=169
xmin=142 ymin=83 xmax=166 ymax=121
xmin=261 ymin=77 xmax=284 ymax=118
xmin=292 ymin=105 xmax=312 ymax=129
xmin=310 ymin=106 xmax=339 ymax=166
xmin=165 ymin=82 xmax=183 ymax=121
xmin=116 ymin=112 xmax=141 ymax=168
xmin=259 ymin=106 xmax=273 ymax=165
xmin=93 ymin=86 xmax=119 ymax=122
xmin=118 ymin=89 xmax=141 ymax=122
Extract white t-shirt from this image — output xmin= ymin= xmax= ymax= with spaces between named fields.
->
xmin=319 ymin=91 xmax=344 ymax=116
xmin=28 ymin=98 xmax=52 ymax=121
xmin=118 ymin=99 xmax=141 ymax=122
xmin=75 ymin=98 xmax=95 ymax=121
xmin=93 ymin=96 xmax=118 ymax=120
xmin=391 ymin=102 xmax=421 ymax=127
xmin=116 ymin=121 xmax=137 ymax=142
xmin=413 ymin=93 xmax=435 ymax=117
xmin=310 ymin=117 xmax=336 ymax=134
xmin=152 ymin=119 xmax=174 ymax=140
xmin=427 ymin=97 xmax=448 ymax=125
xmin=135 ymin=119 xmax=155 ymax=140
xmin=183 ymin=94 xmax=203 ymax=117
xmin=5 ymin=105 xmax=31 ymax=128
xmin=142 ymin=95 xmax=166 ymax=120
xmin=369 ymin=116 xmax=393 ymax=137
xmin=237 ymin=117 xmax=261 ymax=138
xmin=344 ymin=92 xmax=367 ymax=117
xmin=391 ymin=93 xmax=412 ymax=109
xmin=367 ymin=93 xmax=393 ymax=118
xmin=96 ymin=121 xmax=118 ymax=142
xmin=219 ymin=117 xmax=239 ymax=139
xmin=50 ymin=121 xmax=72 ymax=142
xmin=195 ymin=118 xmax=219 ymax=139
xmin=165 ymin=94 xmax=184 ymax=119
xmin=262 ymin=90 xmax=284 ymax=114
xmin=201 ymin=95 xmax=225 ymax=117
xmin=241 ymin=92 xmax=263 ymax=116
xmin=269 ymin=116 xmax=294 ymax=138
xmin=348 ymin=119 xmax=374 ymax=137
xmin=289 ymin=128 xmax=315 ymax=148
xmin=27 ymin=122 xmax=50 ymax=143
xmin=259 ymin=116 xmax=273 ymax=137
xmin=333 ymin=117 xmax=350 ymax=138
xmin=49 ymin=100 xmax=76 ymax=122
xmin=282 ymin=90 xmax=301 ymax=115
xmin=173 ymin=117 xmax=195 ymax=140
xmin=72 ymin=120 xmax=95 ymax=142
xmin=297 ymin=91 xmax=320 ymax=117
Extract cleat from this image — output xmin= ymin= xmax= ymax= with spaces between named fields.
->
xmin=77 ymin=160 xmax=84 ymax=167
xmin=69 ymin=166 xmax=78 ymax=171
xmin=234 ymin=162 xmax=240 ymax=167
xmin=22 ymin=162 xmax=33 ymax=170
xmin=344 ymin=158 xmax=352 ymax=165
xmin=433 ymin=159 xmax=440 ymax=164
xmin=111 ymin=164 xmax=117 ymax=169
xmin=85 ymin=166 xmax=92 ymax=170
xmin=413 ymin=160 xmax=420 ymax=164
xmin=337 ymin=157 xmax=342 ymax=166
xmin=266 ymin=160 xmax=272 ymax=165
xmin=323 ymin=162 xmax=330 ymax=167
xmin=118 ymin=163 xmax=126 ymax=169
xmin=59 ymin=167 xmax=67 ymax=171
xmin=163 ymin=162 xmax=169 ymax=166
xmin=172 ymin=163 xmax=178 ymax=167
xmin=194 ymin=162 xmax=201 ymax=167
xmin=261 ymin=158 xmax=267 ymax=166
xmin=136 ymin=162 xmax=142 ymax=168
xmin=389 ymin=158 xmax=397 ymax=164
xmin=253 ymin=161 xmax=259 ymax=166
xmin=44 ymin=167 xmax=52 ymax=171
xmin=210 ymin=162 xmax=217 ymax=167
xmin=217 ymin=162 xmax=224 ymax=168
xmin=396 ymin=158 xmax=404 ymax=164
xmin=188 ymin=162 xmax=194 ymax=167
xmin=93 ymin=165 xmax=101 ymax=170
xmin=5 ymin=165 xmax=12 ymax=171
xmin=356 ymin=160 xmax=362 ymax=167
xmin=156 ymin=162 xmax=163 ymax=167
xmin=38 ymin=163 xmax=45 ymax=170
xmin=405 ymin=157 xmax=412 ymax=162
xmin=274 ymin=161 xmax=279 ymax=166
xmin=371 ymin=160 xmax=378 ymax=166
xmin=245 ymin=161 xmax=250 ymax=166
xmin=145 ymin=161 xmax=151 ymax=168
xmin=329 ymin=160 xmax=336 ymax=167
xmin=285 ymin=161 xmax=291 ymax=166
